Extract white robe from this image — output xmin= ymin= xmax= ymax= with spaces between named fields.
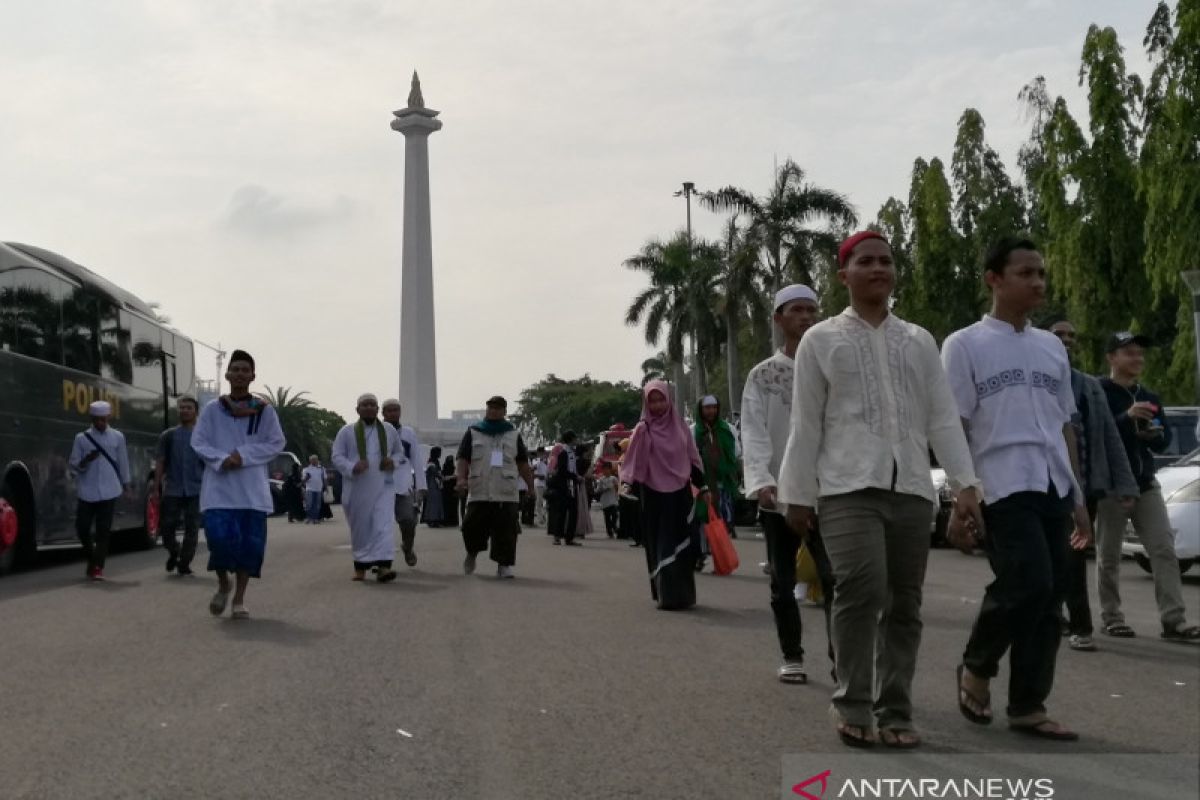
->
xmin=332 ymin=420 xmax=402 ymax=564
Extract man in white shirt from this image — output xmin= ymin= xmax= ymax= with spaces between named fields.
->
xmin=942 ymin=237 xmax=1092 ymax=742
xmin=778 ymin=231 xmax=983 ymax=749
xmin=68 ymin=400 xmax=132 ymax=580
xmin=741 ymin=283 xmax=835 ymax=685
xmin=532 ymin=448 xmax=549 ymax=526
xmin=333 ymin=394 xmax=403 ymax=582
xmin=301 ymin=456 xmax=325 ymax=524
xmin=382 ymin=399 xmax=427 ymax=566
xmin=191 ymin=350 xmax=286 ymax=619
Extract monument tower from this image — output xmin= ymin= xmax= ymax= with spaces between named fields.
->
xmin=392 ymin=72 xmax=442 ymax=430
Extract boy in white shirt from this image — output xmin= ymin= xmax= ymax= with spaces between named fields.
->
xmin=778 ymin=232 xmax=982 ymax=749
xmin=191 ymin=350 xmax=286 ymax=619
xmin=942 ymin=237 xmax=1092 ymax=742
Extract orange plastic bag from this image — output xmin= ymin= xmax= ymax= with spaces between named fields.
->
xmin=704 ymin=499 xmax=739 ymax=576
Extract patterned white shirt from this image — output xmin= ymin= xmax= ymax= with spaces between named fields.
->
xmin=777 ymin=307 xmax=979 ymax=509
xmin=740 ymin=349 xmax=797 ymax=514
xmin=942 ymin=315 xmax=1080 ymax=505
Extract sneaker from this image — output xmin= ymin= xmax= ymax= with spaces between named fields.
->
xmin=165 ymin=553 xmax=178 ymax=572
xmin=498 ymin=565 xmax=515 ymax=579
xmin=463 ymin=552 xmax=477 ymax=575
xmin=177 ymin=565 xmax=193 ymax=576
xmin=564 ymin=540 xmax=582 ymax=547
xmin=1068 ymin=634 xmax=1096 ymax=652
xmin=778 ymin=660 xmax=808 ymax=684
xmin=404 ymin=549 xmax=417 ymax=568
xmin=553 ymin=538 xmax=562 ymax=545
xmin=89 ymin=568 xmax=106 ymax=582
xmin=231 ymin=604 xmax=250 ymax=619
xmin=209 ymin=588 xmax=231 ymax=616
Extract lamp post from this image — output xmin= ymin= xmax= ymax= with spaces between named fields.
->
xmin=673 ymin=182 xmax=698 ymax=411
xmin=1182 ymin=270 xmax=1200 ymax=404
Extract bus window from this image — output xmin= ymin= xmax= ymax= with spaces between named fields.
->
xmin=62 ymin=285 xmax=101 ymax=375
xmin=175 ymin=337 xmax=195 ymax=395
xmin=126 ymin=312 xmax=163 ymax=392
xmin=0 ymin=266 xmax=68 ymax=364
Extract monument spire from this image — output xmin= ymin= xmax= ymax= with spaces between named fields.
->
xmin=392 ymin=71 xmax=443 ymax=431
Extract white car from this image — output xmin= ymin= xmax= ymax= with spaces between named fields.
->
xmin=929 ymin=468 xmax=953 ymax=546
xmin=1122 ymin=448 xmax=1200 ymax=575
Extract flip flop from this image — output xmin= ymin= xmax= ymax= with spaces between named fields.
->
xmin=1161 ymin=624 xmax=1200 ymax=643
xmin=1103 ymin=623 xmax=1136 ymax=638
xmin=1009 ymin=720 xmax=1078 ymax=741
xmin=377 ymin=569 xmax=398 ymax=584
xmin=879 ymin=728 xmax=921 ymax=749
xmin=957 ymin=664 xmax=992 ymax=725
xmin=836 ymin=722 xmax=876 ymax=749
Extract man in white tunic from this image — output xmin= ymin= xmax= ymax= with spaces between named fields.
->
xmin=333 ymin=394 xmax=403 ymax=582
xmin=68 ymin=400 xmax=132 ymax=580
xmin=741 ymin=283 xmax=835 ymax=685
xmin=191 ymin=349 xmax=286 ymax=619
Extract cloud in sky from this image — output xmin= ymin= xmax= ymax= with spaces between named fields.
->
xmin=0 ymin=0 xmax=1156 ymax=421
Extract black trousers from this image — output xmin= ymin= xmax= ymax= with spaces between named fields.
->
xmin=159 ymin=495 xmax=200 ymax=568
xmin=1062 ymin=499 xmax=1097 ymax=636
xmin=463 ymin=501 xmax=520 ymax=566
xmin=601 ymin=505 xmax=618 ymax=536
xmin=963 ymin=490 xmax=1071 ymax=718
xmin=547 ymin=494 xmax=576 ymax=542
xmin=762 ymin=511 xmax=835 ymax=664
xmin=76 ymin=498 xmax=116 ymax=570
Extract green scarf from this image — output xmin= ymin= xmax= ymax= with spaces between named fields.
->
xmin=354 ymin=419 xmax=388 ymax=467
xmin=472 ymin=419 xmax=515 ymax=436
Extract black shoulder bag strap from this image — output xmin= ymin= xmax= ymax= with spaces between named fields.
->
xmin=84 ymin=432 xmax=121 ymax=477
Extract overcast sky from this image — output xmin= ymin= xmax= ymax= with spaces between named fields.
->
xmin=1 ymin=1 xmax=1155 ymax=420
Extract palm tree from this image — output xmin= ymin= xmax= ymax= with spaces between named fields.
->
xmin=701 ymin=159 xmax=857 ymax=346
xmin=258 ymin=385 xmax=325 ymax=460
xmin=639 ymin=353 xmax=669 ymax=386
xmin=624 ymin=232 xmax=720 ymax=410
xmin=715 ymin=217 xmax=767 ymax=412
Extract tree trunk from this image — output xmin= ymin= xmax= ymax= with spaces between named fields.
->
xmin=769 ymin=275 xmax=783 ymax=350
xmin=672 ymin=360 xmax=687 ymax=413
xmin=689 ymin=334 xmax=705 ymax=409
xmin=725 ymin=307 xmax=742 ymax=414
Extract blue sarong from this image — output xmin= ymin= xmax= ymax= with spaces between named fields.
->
xmin=203 ymin=509 xmax=268 ymax=577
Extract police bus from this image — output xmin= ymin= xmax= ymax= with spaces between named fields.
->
xmin=0 ymin=241 xmax=196 ymax=574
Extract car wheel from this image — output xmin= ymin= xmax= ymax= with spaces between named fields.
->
xmin=0 ymin=480 xmax=34 ymax=575
xmin=132 ymin=480 xmax=159 ymax=550
xmin=1133 ymin=553 xmax=1153 ymax=574
xmin=1180 ymin=559 xmax=1194 ymax=576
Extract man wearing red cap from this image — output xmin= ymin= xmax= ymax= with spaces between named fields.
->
xmin=778 ymin=231 xmax=982 ymax=749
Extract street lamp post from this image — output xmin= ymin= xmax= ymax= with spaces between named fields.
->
xmin=673 ymin=182 xmax=698 ymax=411
xmin=1182 ymin=270 xmax=1200 ymax=404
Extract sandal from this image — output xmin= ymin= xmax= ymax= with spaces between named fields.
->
xmin=377 ymin=569 xmax=398 ymax=584
xmin=879 ymin=728 xmax=921 ymax=749
xmin=1161 ymin=624 xmax=1200 ymax=643
xmin=1103 ymin=623 xmax=1136 ymax=638
xmin=1009 ymin=718 xmax=1078 ymax=741
xmin=836 ymin=721 xmax=876 ymax=749
xmin=956 ymin=664 xmax=992 ymax=725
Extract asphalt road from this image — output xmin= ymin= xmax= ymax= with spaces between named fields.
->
xmin=1 ymin=511 xmax=1197 ymax=799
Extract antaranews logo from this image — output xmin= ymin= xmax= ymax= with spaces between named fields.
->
xmin=791 ymin=769 xmax=831 ymax=799
xmin=790 ymin=772 xmax=1055 ymax=799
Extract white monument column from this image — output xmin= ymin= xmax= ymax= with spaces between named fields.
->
xmin=392 ymin=72 xmax=443 ymax=431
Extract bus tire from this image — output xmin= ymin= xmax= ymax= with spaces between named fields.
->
xmin=0 ymin=478 xmax=35 ymax=576
xmin=132 ymin=480 xmax=160 ymax=551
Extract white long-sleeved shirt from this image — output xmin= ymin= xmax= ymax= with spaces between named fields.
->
xmin=942 ymin=316 xmax=1080 ymax=506
xmin=389 ymin=422 xmax=427 ymax=495
xmin=777 ymin=307 xmax=980 ymax=509
xmin=740 ymin=349 xmax=797 ymax=515
xmin=68 ymin=426 xmax=131 ymax=502
xmin=191 ymin=399 xmax=286 ymax=514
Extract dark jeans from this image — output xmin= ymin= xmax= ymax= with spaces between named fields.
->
xmin=762 ymin=511 xmax=835 ymax=665
xmin=463 ymin=501 xmax=520 ymax=566
xmin=305 ymin=491 xmax=322 ymax=522
xmin=76 ymin=498 xmax=116 ymax=570
xmin=547 ymin=494 xmax=576 ymax=542
xmin=160 ymin=495 xmax=200 ymax=568
xmin=1062 ymin=499 xmax=1098 ymax=636
xmin=601 ymin=505 xmax=618 ymax=536
xmin=963 ymin=490 xmax=1071 ymax=718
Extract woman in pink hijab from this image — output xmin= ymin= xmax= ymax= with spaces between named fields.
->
xmin=620 ymin=380 xmax=708 ymax=609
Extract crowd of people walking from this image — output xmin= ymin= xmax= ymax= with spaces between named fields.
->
xmin=65 ymin=232 xmax=1198 ymax=753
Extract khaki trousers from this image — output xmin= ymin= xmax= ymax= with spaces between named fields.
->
xmin=1095 ymin=487 xmax=1187 ymax=631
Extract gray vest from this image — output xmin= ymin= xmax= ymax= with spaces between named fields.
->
xmin=467 ymin=429 xmax=520 ymax=503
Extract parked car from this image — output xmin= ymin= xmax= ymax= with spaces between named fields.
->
xmin=1122 ymin=448 xmax=1200 ymax=575
xmin=1154 ymin=406 xmax=1199 ymax=469
xmin=929 ymin=468 xmax=954 ymax=547
xmin=267 ymin=452 xmax=303 ymax=516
